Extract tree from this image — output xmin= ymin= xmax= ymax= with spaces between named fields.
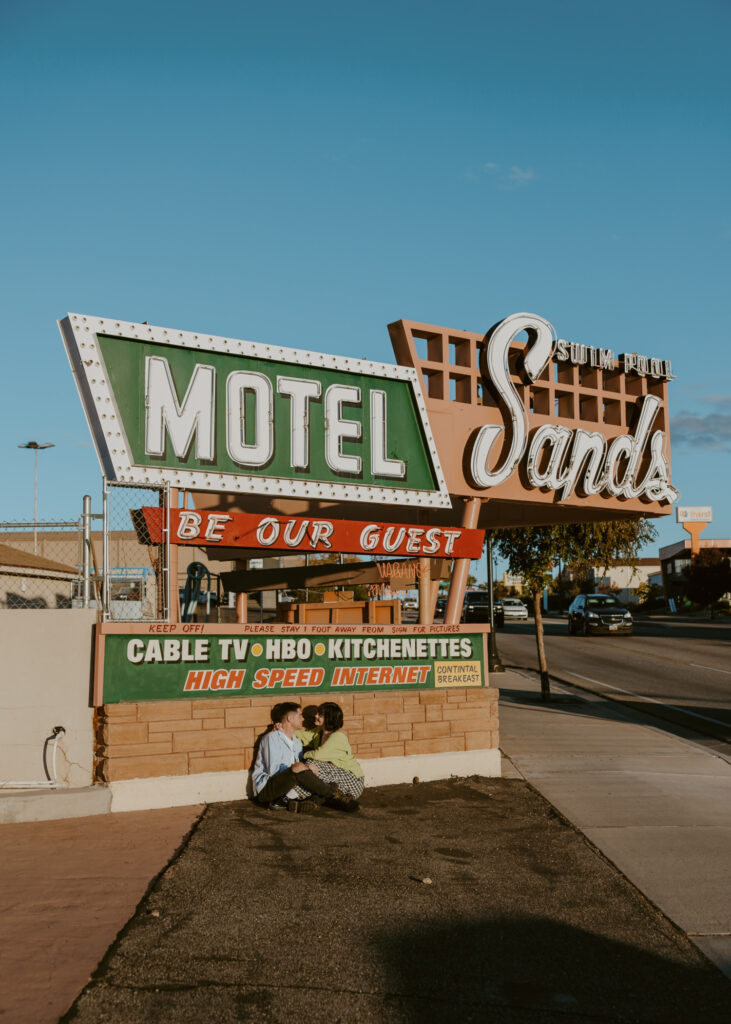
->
xmin=682 ymin=550 xmax=731 ymax=615
xmin=493 ymin=519 xmax=657 ymax=701
xmin=550 ymin=572 xmax=579 ymax=610
xmin=634 ymin=580 xmax=663 ymax=611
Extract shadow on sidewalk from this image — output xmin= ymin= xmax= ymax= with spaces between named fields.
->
xmin=500 ymin=678 xmax=731 ymax=748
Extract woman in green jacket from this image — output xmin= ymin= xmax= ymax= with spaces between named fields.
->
xmin=297 ymin=701 xmax=365 ymax=804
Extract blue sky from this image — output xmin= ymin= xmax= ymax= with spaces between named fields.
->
xmin=1 ymin=0 xmax=729 ymax=572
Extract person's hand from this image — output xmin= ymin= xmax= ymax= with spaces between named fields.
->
xmin=307 ymin=762 xmax=319 ymax=775
xmin=291 ymin=762 xmax=308 ymax=774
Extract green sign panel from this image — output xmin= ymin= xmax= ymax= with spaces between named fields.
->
xmin=59 ymin=314 xmax=450 ymax=508
xmin=102 ymin=630 xmax=487 ymax=703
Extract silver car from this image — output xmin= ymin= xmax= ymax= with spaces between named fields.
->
xmin=502 ymin=598 xmax=529 ymax=621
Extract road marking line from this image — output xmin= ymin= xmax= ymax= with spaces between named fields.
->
xmin=566 ymin=673 xmax=730 ymax=729
xmin=690 ymin=663 xmax=731 ymax=677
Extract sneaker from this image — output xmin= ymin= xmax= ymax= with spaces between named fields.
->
xmin=329 ymin=789 xmax=360 ymax=812
xmin=288 ymin=798 xmax=318 ymax=814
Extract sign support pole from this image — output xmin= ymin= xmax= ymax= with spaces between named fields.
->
xmin=418 ymin=556 xmax=431 ymax=625
xmin=683 ymin=521 xmax=708 ymax=556
xmin=428 ymin=566 xmax=441 ymax=622
xmin=167 ymin=488 xmax=179 ymax=623
xmin=444 ymin=498 xmax=481 ymax=625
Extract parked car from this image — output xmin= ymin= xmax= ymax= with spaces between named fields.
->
xmin=435 ymin=596 xmax=447 ymax=618
xmin=403 ymin=597 xmax=418 ymax=611
xmin=502 ymin=597 xmax=529 ymax=621
xmin=568 ymin=593 xmax=634 ymax=636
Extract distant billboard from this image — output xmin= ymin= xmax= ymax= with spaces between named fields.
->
xmin=676 ymin=506 xmax=712 ymax=523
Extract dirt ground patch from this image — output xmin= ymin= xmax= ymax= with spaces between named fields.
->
xmin=63 ymin=778 xmax=730 ymax=1023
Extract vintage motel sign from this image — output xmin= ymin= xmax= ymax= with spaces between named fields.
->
xmin=389 ymin=312 xmax=678 ymax=509
xmin=59 ymin=314 xmax=450 ymax=508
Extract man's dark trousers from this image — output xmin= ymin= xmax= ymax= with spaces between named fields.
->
xmin=256 ymin=767 xmax=336 ymax=806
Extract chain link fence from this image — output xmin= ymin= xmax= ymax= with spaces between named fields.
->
xmin=0 ymin=483 xmax=254 ymax=623
xmin=0 ymin=516 xmax=88 ymax=610
xmin=0 ymin=484 xmax=170 ymax=620
xmin=103 ymin=481 xmax=169 ymax=622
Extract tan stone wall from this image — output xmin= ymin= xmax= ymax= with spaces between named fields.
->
xmin=95 ymin=688 xmax=499 ymax=783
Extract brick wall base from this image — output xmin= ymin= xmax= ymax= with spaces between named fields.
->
xmin=95 ymin=688 xmax=499 ymax=784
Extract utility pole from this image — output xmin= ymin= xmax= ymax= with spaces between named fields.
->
xmin=486 ymin=534 xmax=504 ymax=673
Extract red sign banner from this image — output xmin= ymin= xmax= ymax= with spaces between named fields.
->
xmin=138 ymin=507 xmax=483 ymax=559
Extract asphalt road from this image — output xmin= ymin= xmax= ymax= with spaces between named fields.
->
xmin=494 ymin=616 xmax=731 ymax=757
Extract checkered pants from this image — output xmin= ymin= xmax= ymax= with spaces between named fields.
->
xmin=293 ymin=761 xmax=365 ymax=801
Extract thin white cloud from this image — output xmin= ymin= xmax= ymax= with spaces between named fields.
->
xmin=462 ymin=162 xmax=536 ymax=189
xmin=671 ymin=403 xmax=731 ymax=452
xmin=508 ymin=165 xmax=535 ymax=185
xmin=701 ymin=394 xmax=731 ymax=410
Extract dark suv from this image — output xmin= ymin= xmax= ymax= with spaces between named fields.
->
xmin=568 ymin=593 xmax=633 ymax=636
xmin=462 ymin=590 xmax=504 ymax=627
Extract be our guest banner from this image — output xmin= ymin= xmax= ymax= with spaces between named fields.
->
xmin=137 ymin=506 xmax=484 ymax=559
xmin=98 ymin=624 xmax=488 ymax=704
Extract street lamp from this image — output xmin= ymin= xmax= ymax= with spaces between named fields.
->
xmin=18 ymin=441 xmax=55 ymax=553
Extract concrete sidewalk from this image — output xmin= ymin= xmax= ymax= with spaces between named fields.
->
xmin=499 ymin=668 xmax=731 ymax=980
xmin=0 ymin=805 xmax=202 ymax=1024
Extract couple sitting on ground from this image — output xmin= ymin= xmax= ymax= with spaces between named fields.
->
xmin=252 ymin=700 xmax=365 ymax=814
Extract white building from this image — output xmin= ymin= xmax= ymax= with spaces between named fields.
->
xmin=562 ymin=558 xmax=660 ymax=605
